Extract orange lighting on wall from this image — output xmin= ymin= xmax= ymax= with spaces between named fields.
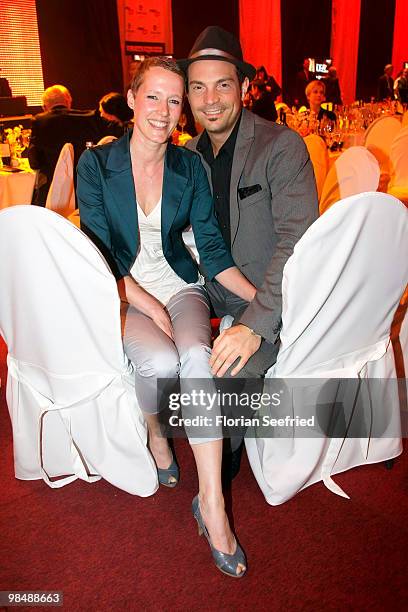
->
xmin=0 ymin=0 xmax=44 ymax=106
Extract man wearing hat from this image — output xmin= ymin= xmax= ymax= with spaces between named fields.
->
xmin=179 ymin=26 xmax=318 ymax=480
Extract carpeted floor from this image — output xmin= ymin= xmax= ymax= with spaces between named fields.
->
xmin=1 ymin=337 xmax=407 ymax=612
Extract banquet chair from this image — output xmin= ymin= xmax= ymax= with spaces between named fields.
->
xmin=275 ymin=102 xmax=292 ymax=114
xmin=400 ymin=307 xmax=408 ymax=377
xmin=45 ymin=142 xmax=76 ymax=218
xmin=68 ymin=208 xmax=81 ymax=227
xmin=363 ymin=115 xmax=402 ymax=180
xmin=387 ymin=126 xmax=408 ymax=205
xmin=245 ymin=192 xmax=408 ymax=505
xmin=97 ymin=135 xmax=118 ymax=146
xmin=0 ymin=206 xmax=157 ymax=495
xmin=304 ymin=134 xmax=329 ymax=201
xmin=319 ymin=146 xmax=380 ymax=214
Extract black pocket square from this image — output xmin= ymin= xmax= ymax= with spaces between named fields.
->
xmin=238 ymin=184 xmax=262 ymax=200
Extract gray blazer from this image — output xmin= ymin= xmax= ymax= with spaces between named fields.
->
xmin=186 ymin=108 xmax=318 ymax=344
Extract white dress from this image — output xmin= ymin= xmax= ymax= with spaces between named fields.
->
xmin=130 ymin=198 xmax=203 ymax=306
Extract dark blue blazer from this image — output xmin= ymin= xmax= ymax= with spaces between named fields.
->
xmin=77 ymin=131 xmax=234 ymax=281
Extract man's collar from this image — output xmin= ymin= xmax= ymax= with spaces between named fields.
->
xmin=49 ymin=104 xmax=69 ymax=112
xmin=197 ymin=110 xmax=242 ymax=159
xmin=196 ymin=129 xmax=212 ymax=155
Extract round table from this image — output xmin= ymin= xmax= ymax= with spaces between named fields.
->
xmin=0 ymin=160 xmax=36 ymax=209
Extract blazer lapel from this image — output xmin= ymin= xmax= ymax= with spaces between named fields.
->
xmin=161 ymin=145 xmax=188 ymax=245
xmin=230 ymin=109 xmax=255 ymax=246
xmin=105 ymin=132 xmax=138 ymax=245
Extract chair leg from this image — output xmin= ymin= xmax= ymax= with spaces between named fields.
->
xmin=384 ymin=459 xmax=395 ymax=470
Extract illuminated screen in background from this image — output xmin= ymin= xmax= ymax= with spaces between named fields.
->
xmin=0 ymin=0 xmax=44 ymax=106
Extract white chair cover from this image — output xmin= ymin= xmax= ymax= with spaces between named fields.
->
xmin=304 ymin=134 xmax=329 ymax=201
xmin=363 ymin=115 xmax=402 ymax=176
xmin=319 ymin=146 xmax=380 ymax=214
xmin=45 ymin=142 xmax=76 ymax=218
xmin=388 ymin=126 xmax=408 ymax=205
xmin=399 ymin=306 xmax=408 ymax=377
xmin=0 ymin=206 xmax=157 ymax=495
xmin=246 ymin=192 xmax=408 ymax=505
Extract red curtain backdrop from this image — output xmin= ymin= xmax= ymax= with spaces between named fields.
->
xmin=331 ymin=0 xmax=361 ymax=104
xmin=392 ymin=0 xmax=408 ymax=76
xmin=239 ymin=0 xmax=281 ymax=86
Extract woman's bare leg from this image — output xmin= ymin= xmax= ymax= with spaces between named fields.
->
xmin=191 ymin=440 xmax=246 ymax=575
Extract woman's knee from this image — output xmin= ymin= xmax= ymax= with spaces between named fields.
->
xmin=134 ymin=348 xmax=180 ymax=380
xmin=179 ymin=343 xmax=212 ymax=376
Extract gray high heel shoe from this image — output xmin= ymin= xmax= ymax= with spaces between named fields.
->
xmin=192 ymin=495 xmax=247 ymax=578
xmin=157 ymin=453 xmax=179 ymax=488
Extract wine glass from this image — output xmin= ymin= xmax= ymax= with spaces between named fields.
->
xmin=21 ymin=129 xmax=31 ymax=149
xmin=320 ymin=119 xmax=335 ymax=148
xmin=178 ymin=113 xmax=187 ymax=134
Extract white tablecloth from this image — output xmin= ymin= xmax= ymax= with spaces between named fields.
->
xmin=0 ymin=161 xmax=36 ymax=209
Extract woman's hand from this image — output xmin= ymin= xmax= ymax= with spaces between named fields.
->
xmin=118 ymin=276 xmax=174 ymax=339
xmin=150 ymin=304 xmax=174 ymax=339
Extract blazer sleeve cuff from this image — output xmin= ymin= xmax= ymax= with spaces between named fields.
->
xmin=200 ymin=252 xmax=235 ymax=281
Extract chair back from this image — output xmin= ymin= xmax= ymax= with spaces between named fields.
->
xmin=275 ymin=192 xmax=408 ymax=375
xmin=275 ymin=102 xmax=292 ymax=114
xmin=246 ymin=193 xmax=408 ymax=504
xmin=363 ymin=115 xmax=402 ymax=174
xmin=0 ymin=206 xmax=157 ymax=493
xmin=96 ymin=135 xmax=118 ymax=146
xmin=45 ymin=142 xmax=76 ymax=218
xmin=319 ymin=146 xmax=380 ymax=214
xmin=304 ymin=134 xmax=329 ymax=201
xmin=388 ymin=126 xmax=408 ymax=191
xmin=400 ymin=307 xmax=408 ymax=378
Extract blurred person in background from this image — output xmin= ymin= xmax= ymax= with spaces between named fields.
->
xmin=248 ymin=79 xmax=278 ymax=122
xmin=396 ymin=68 xmax=408 ymax=105
xmin=99 ymin=92 xmax=133 ymax=130
xmin=28 ymin=85 xmax=121 ymax=205
xmin=294 ymin=57 xmax=314 ymax=107
xmin=255 ymin=65 xmax=281 ymax=101
xmin=377 ymin=64 xmax=394 ymax=101
xmin=322 ymin=66 xmax=342 ymax=106
xmin=0 ymin=68 xmax=12 ymax=97
xmin=305 ymin=80 xmax=336 ymax=122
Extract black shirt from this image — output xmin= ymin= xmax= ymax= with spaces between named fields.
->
xmin=196 ymin=113 xmax=241 ymax=249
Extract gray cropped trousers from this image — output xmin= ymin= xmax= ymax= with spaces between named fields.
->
xmin=121 ymin=285 xmax=221 ymax=444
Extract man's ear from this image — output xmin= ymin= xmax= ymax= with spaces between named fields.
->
xmin=127 ymin=89 xmax=135 ymax=110
xmin=241 ymin=77 xmax=250 ymax=101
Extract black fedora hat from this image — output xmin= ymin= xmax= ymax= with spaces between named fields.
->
xmin=178 ymin=26 xmax=256 ymax=81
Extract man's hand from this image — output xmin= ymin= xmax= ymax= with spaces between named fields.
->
xmin=210 ymin=324 xmax=261 ymax=377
